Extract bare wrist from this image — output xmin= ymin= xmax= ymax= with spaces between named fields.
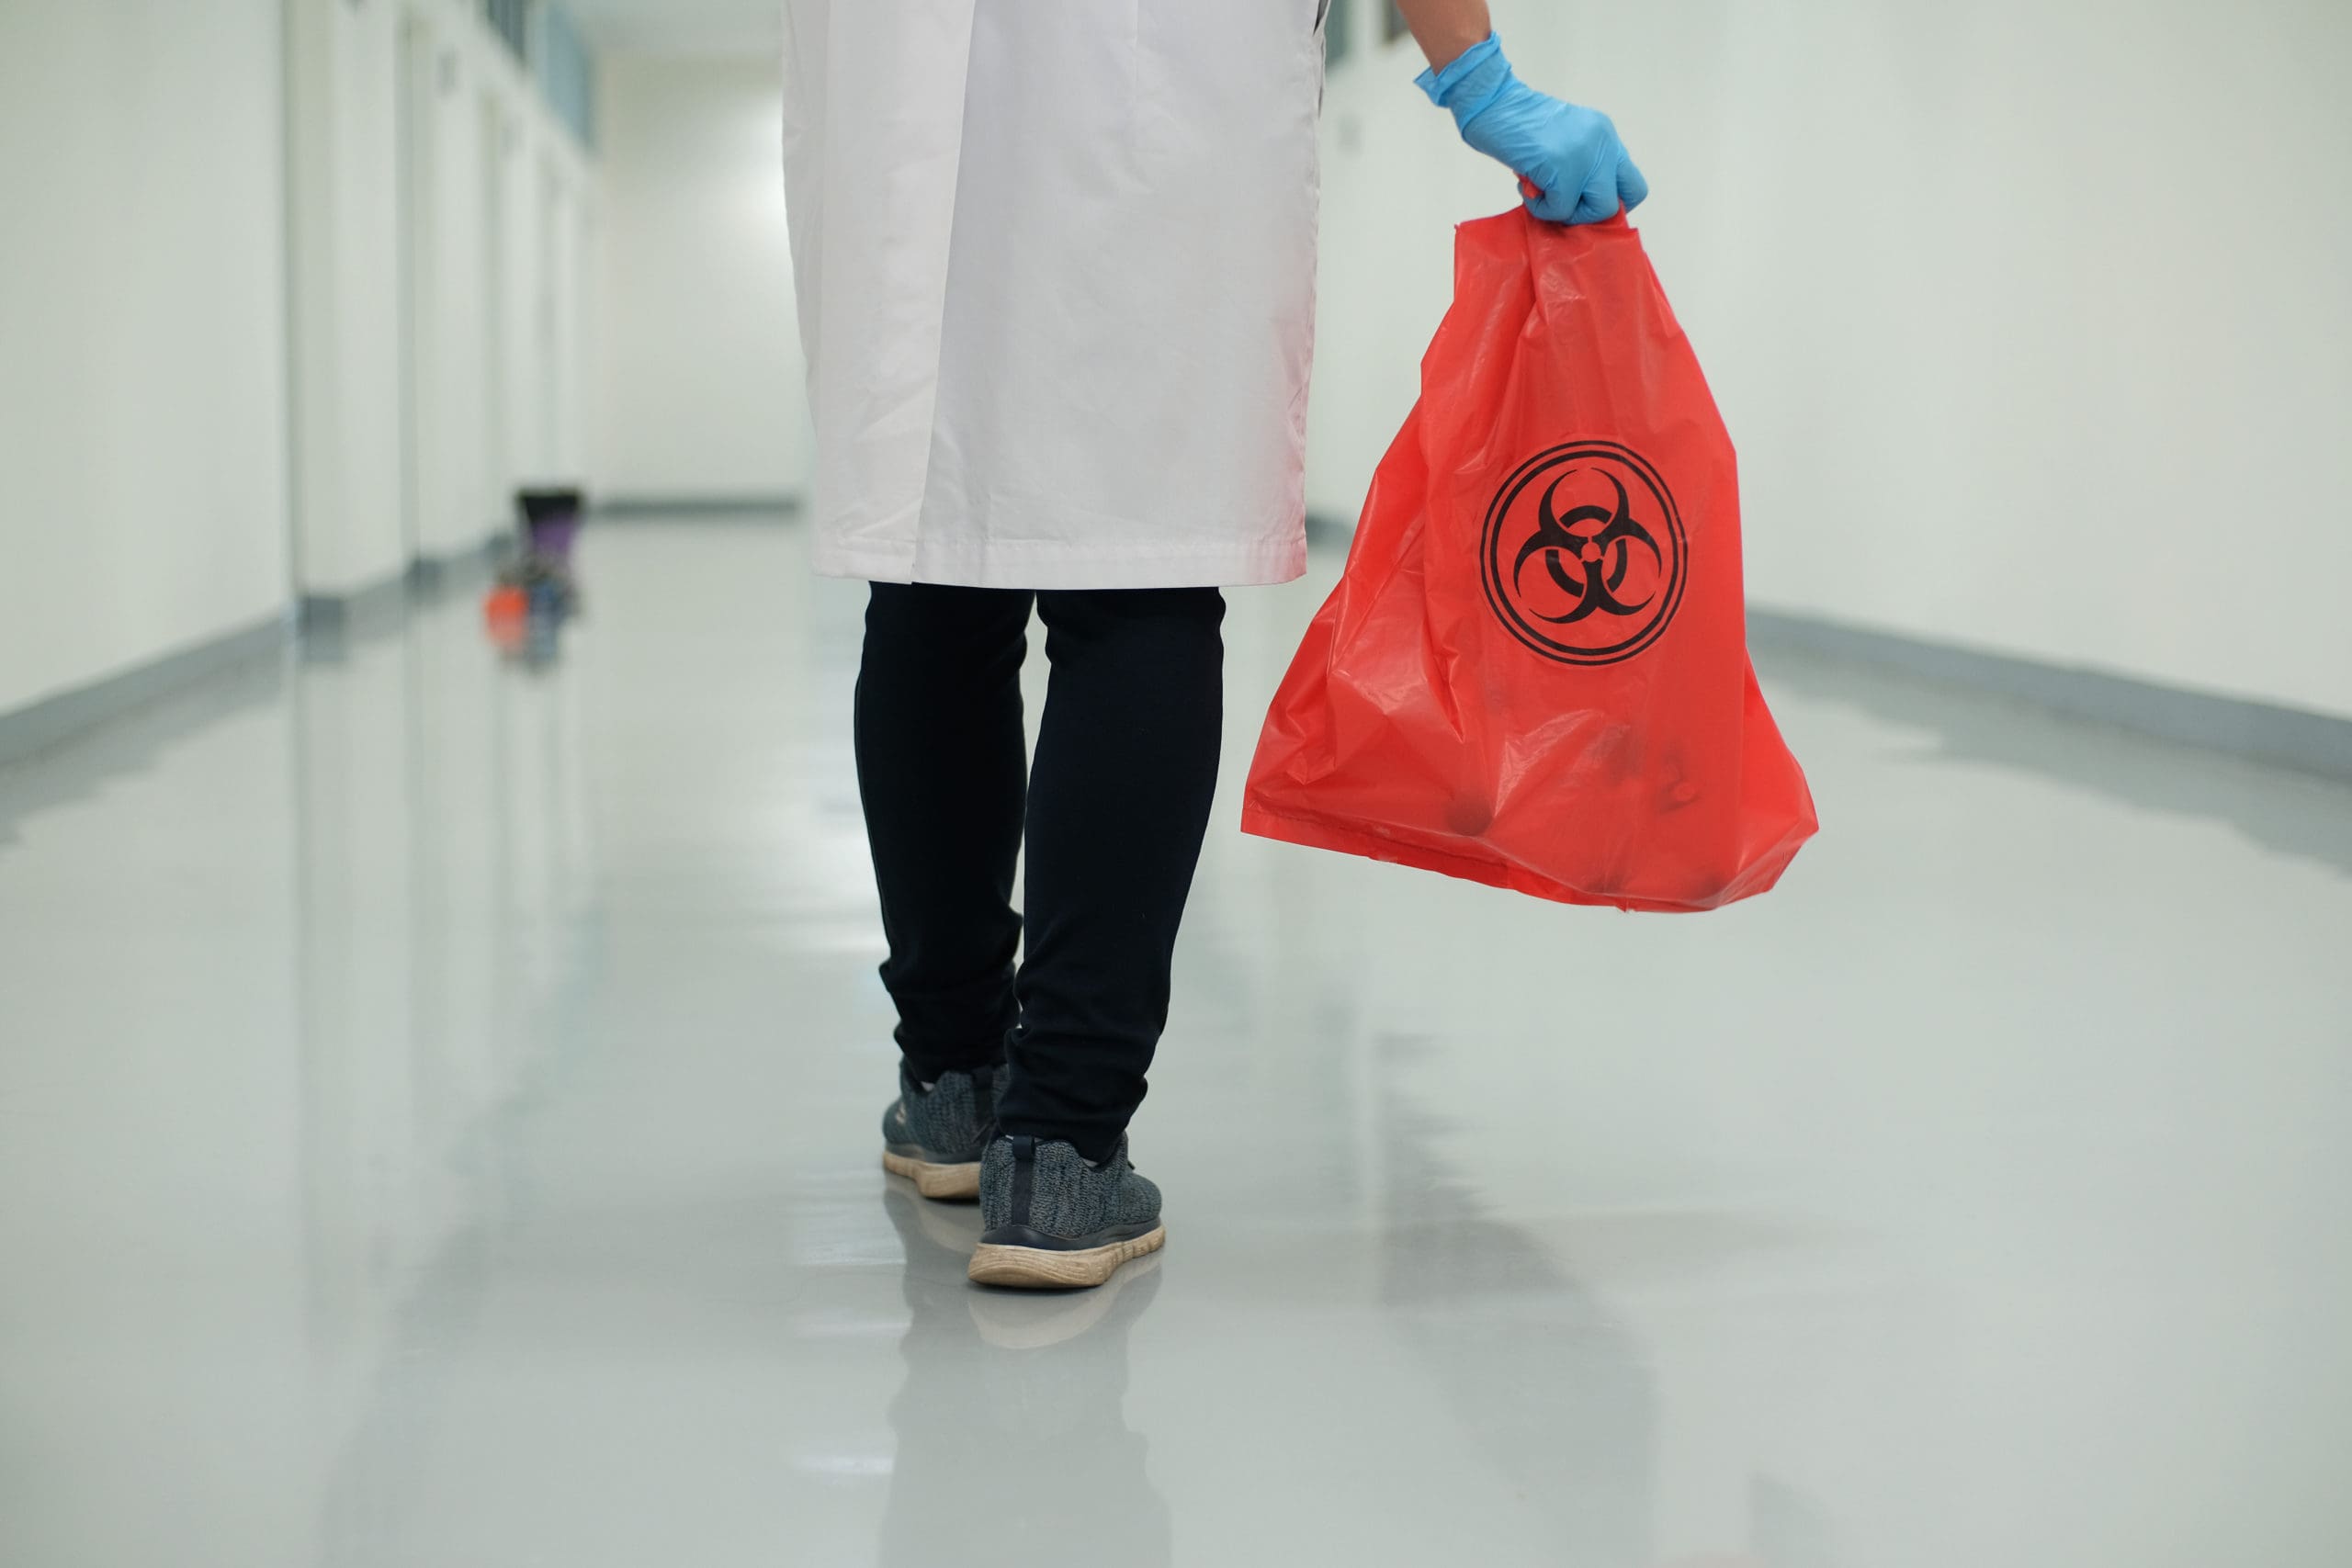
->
xmin=1395 ymin=1 xmax=1493 ymax=72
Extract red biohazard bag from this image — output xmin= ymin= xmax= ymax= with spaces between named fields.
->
xmin=1242 ymin=207 xmax=1816 ymax=912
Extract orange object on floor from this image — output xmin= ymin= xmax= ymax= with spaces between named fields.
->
xmin=483 ymin=583 xmax=530 ymax=650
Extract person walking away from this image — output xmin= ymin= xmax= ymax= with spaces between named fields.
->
xmin=778 ymin=0 xmax=1648 ymax=1288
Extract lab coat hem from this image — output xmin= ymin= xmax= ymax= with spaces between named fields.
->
xmin=810 ymin=534 xmax=1307 ymax=591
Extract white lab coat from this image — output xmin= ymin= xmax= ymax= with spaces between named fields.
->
xmin=781 ymin=1 xmax=1327 ymax=589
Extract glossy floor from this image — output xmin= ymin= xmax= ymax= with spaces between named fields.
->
xmin=4 ymin=520 xmax=2350 ymax=1567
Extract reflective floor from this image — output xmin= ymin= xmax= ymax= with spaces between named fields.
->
xmin=4 ymin=518 xmax=2351 ymax=1567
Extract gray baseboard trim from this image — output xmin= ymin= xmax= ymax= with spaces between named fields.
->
xmin=300 ymin=537 xmax=500 ymax=626
xmin=406 ymin=536 xmax=503 ymax=593
xmin=593 ymin=494 xmax=801 ymax=520
xmin=301 ymin=539 xmax=502 ymax=661
xmin=1303 ymin=511 xmax=1353 ymax=549
xmin=0 ymin=615 xmax=291 ymax=772
xmin=1748 ymin=608 xmax=2352 ymax=783
xmin=3 ymin=540 xmax=511 ymax=766
xmin=299 ymin=570 xmax=410 ymax=637
xmin=13 ymin=543 xmax=2339 ymax=784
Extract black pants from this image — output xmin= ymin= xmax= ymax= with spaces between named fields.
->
xmin=854 ymin=582 xmax=1225 ymax=1163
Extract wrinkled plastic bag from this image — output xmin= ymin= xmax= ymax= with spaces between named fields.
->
xmin=1242 ymin=208 xmax=1816 ymax=912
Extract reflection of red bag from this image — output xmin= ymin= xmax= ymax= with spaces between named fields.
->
xmin=1242 ymin=208 xmax=1815 ymax=912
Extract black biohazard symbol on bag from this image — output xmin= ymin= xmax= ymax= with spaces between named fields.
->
xmin=1481 ymin=440 xmax=1689 ymax=665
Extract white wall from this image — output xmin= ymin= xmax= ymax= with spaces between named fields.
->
xmin=288 ymin=0 xmax=596 ymax=581
xmin=592 ymin=53 xmax=811 ymax=503
xmin=285 ymin=0 xmax=402 ymax=596
xmin=1311 ymin=0 xmax=2352 ymax=719
xmin=0 ymin=0 xmax=597 ymax=723
xmin=0 ymin=1 xmax=293 ymax=716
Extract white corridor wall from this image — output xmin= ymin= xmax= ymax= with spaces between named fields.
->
xmin=1311 ymin=0 xmax=2352 ymax=719
xmin=287 ymin=0 xmax=596 ymax=592
xmin=0 ymin=1 xmax=292 ymax=717
xmin=0 ymin=0 xmax=597 ymax=723
xmin=591 ymin=53 xmax=811 ymax=505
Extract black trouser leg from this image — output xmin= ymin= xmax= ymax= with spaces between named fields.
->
xmin=996 ymin=588 xmax=1227 ymax=1163
xmin=854 ymin=583 xmax=1033 ymax=1081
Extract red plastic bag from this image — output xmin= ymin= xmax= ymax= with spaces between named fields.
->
xmin=1242 ymin=208 xmax=1816 ymax=912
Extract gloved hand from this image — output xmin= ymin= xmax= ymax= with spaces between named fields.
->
xmin=1416 ymin=33 xmax=1647 ymax=225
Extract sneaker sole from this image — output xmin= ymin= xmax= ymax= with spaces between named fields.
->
xmin=881 ymin=1150 xmax=980 ymax=1201
xmin=967 ymin=1224 xmax=1167 ymax=1290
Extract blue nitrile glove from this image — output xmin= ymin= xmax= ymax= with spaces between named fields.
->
xmin=1416 ymin=34 xmax=1648 ymax=225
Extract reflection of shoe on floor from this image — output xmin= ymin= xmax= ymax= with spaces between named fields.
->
xmin=968 ymin=1250 xmax=1159 ymax=1348
xmin=968 ymin=1134 xmax=1166 ymax=1290
xmin=881 ymin=1064 xmax=999 ymax=1201
xmin=892 ymin=1179 xmax=984 ymax=1261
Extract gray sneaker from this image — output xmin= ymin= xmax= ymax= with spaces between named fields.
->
xmin=968 ymin=1134 xmax=1167 ymax=1290
xmin=881 ymin=1064 xmax=999 ymax=1201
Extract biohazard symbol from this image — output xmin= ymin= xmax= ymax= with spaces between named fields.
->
xmin=1481 ymin=441 xmax=1688 ymax=665
xmin=1513 ymin=471 xmax=1659 ymax=625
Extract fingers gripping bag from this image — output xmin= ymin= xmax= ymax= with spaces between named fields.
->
xmin=1241 ymin=208 xmax=1816 ymax=912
